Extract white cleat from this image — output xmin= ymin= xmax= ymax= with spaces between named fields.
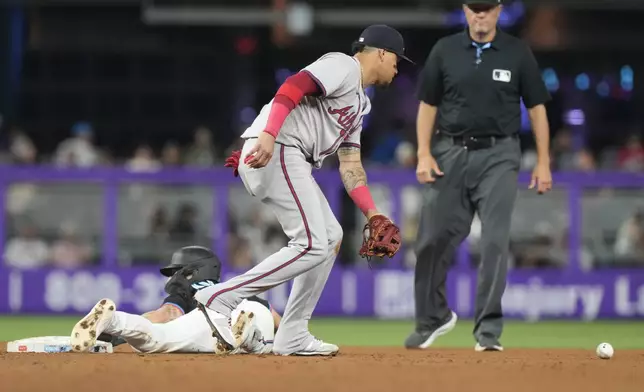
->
xmin=70 ymin=298 xmax=116 ymax=353
xmin=231 ymin=310 xmax=256 ymax=350
xmin=290 ymin=338 xmax=339 ymax=356
xmin=419 ymin=311 xmax=458 ymax=349
xmin=475 ymin=343 xmax=504 ymax=352
xmin=254 ymin=340 xmax=274 ymax=355
xmin=230 ymin=317 xmax=274 ymax=355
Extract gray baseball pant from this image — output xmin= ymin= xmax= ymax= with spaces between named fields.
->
xmin=414 ymin=133 xmax=520 ymax=345
xmin=194 ymin=140 xmax=342 ymax=354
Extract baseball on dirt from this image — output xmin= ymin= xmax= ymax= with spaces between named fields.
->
xmin=596 ymin=342 xmax=614 ymax=359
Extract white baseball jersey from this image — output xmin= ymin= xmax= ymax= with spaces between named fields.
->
xmin=241 ymin=52 xmax=371 ymax=168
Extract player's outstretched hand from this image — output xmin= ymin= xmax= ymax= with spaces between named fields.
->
xmin=245 ymin=131 xmax=276 ymax=169
xmin=416 ymin=154 xmax=443 ymax=183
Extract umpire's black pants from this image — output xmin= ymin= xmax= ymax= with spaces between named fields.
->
xmin=414 ymin=132 xmax=520 ymax=346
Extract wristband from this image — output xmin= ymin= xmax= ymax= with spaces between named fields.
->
xmin=349 ymin=186 xmax=377 ymax=216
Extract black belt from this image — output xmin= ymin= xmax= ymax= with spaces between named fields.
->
xmin=442 ymin=134 xmax=510 ymax=151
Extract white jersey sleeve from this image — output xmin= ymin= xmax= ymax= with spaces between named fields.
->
xmin=302 ymin=52 xmax=359 ymax=98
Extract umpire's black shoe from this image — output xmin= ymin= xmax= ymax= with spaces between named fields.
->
xmin=404 ymin=311 xmax=458 ymax=349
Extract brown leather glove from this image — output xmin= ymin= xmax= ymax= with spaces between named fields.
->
xmin=359 ymin=214 xmax=402 ymax=260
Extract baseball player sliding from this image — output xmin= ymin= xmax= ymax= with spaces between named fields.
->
xmin=97 ymin=246 xmax=281 ymax=347
xmin=187 ymin=24 xmax=408 ymax=356
xmin=71 ymin=297 xmax=273 ymax=354
xmin=71 ymin=246 xmax=278 ymax=354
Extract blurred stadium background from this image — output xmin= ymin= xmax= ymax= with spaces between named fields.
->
xmin=1 ymin=0 xmax=644 ymax=349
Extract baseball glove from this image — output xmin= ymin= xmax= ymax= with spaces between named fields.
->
xmin=359 ymin=214 xmax=401 ymax=261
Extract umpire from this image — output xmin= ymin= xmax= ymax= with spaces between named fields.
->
xmin=405 ymin=0 xmax=553 ymax=352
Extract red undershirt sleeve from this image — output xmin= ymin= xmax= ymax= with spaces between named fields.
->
xmin=264 ymin=71 xmax=321 ymax=137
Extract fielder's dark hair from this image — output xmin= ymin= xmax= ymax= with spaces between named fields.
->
xmin=351 ymin=41 xmax=364 ymax=55
xmin=351 ymin=42 xmax=378 ymax=55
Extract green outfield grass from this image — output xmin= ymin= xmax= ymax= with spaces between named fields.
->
xmin=1 ymin=316 xmax=643 ymax=349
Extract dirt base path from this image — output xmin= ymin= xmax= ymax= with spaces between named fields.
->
xmin=2 ymin=344 xmax=643 ymax=392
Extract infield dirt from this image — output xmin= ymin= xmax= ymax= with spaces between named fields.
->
xmin=1 ymin=344 xmax=643 ymax=392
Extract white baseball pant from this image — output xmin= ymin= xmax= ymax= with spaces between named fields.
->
xmin=103 ymin=299 xmax=274 ymax=354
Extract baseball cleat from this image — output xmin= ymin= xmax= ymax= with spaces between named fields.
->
xmin=405 ymin=311 xmax=458 ymax=349
xmin=475 ymin=343 xmax=504 ymax=352
xmin=71 ymin=298 xmax=116 ymax=353
xmin=289 ymin=338 xmax=339 ymax=356
xmin=230 ymin=311 xmax=274 ymax=355
xmin=232 ymin=310 xmax=256 ymax=349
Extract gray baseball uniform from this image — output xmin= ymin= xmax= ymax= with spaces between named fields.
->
xmin=194 ymin=52 xmax=371 ymax=354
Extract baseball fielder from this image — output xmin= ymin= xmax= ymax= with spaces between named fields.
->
xmin=189 ymin=25 xmax=408 ymax=356
xmin=72 ymin=246 xmax=278 ymax=354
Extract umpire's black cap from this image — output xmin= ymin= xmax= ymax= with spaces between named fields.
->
xmin=352 ymin=24 xmax=414 ymax=64
xmin=464 ymin=0 xmax=501 ymax=5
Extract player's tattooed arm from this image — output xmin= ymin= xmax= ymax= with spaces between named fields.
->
xmin=142 ymin=304 xmax=183 ymax=323
xmin=338 ymin=145 xmax=380 ymax=218
xmin=338 ymin=146 xmax=367 ymax=192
